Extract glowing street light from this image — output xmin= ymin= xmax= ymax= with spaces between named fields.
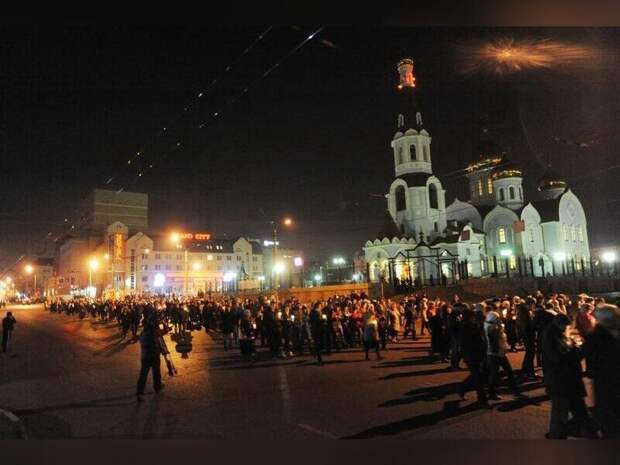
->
xmin=273 ymin=262 xmax=285 ymax=274
xmin=223 ymin=271 xmax=237 ymax=282
xmin=192 ymin=262 xmax=202 ymax=271
xmin=314 ymin=274 xmax=322 ymax=282
xmin=500 ymin=249 xmax=513 ymax=257
xmin=553 ymin=252 xmax=566 ymax=261
xmin=269 ymin=216 xmax=294 ymax=292
xmin=332 ymin=257 xmax=346 ymax=265
xmin=24 ymin=264 xmax=37 ymax=295
xmin=89 ymin=258 xmax=100 ymax=271
xmin=88 ymin=258 xmax=99 ymax=298
xmin=601 ymin=251 xmax=616 ymax=263
xmin=170 ymin=231 xmax=181 ymax=245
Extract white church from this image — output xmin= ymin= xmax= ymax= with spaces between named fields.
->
xmin=364 ymin=58 xmax=590 ymax=285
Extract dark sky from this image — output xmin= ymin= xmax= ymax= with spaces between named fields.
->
xmin=2 ymin=25 xmax=620 ymax=269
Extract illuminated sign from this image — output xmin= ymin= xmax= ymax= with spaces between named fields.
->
xmin=114 ymin=233 xmax=124 ymax=260
xmin=178 ymin=233 xmax=211 ymax=241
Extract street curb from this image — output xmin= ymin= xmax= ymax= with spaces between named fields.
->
xmin=0 ymin=408 xmax=28 ymax=439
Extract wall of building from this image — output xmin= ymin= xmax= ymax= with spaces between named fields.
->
xmin=219 ymin=282 xmax=382 ymax=302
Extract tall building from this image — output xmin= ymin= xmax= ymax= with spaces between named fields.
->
xmin=82 ymin=189 xmax=149 ymax=234
xmin=364 ymin=58 xmax=591 ymax=284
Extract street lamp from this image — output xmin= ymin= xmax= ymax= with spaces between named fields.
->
xmin=554 ymin=252 xmax=567 ymax=276
xmin=170 ymin=232 xmax=189 ymax=296
xmin=601 ymin=251 xmax=616 ymax=263
xmin=274 ymin=262 xmax=285 ymax=275
xmin=88 ymin=258 xmax=99 ymax=297
xmin=601 ymin=251 xmax=616 ymax=276
xmin=24 ymin=264 xmax=35 ymax=295
xmin=331 ymin=257 xmax=346 ymax=283
xmin=269 ymin=217 xmax=294 ymax=291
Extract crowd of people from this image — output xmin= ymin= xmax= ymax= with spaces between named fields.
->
xmin=40 ymin=289 xmax=620 ymax=439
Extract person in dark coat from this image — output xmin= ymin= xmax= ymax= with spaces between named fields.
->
xmin=262 ymin=305 xmax=283 ymax=358
xmin=448 ymin=304 xmax=464 ymax=370
xmin=403 ymin=299 xmax=417 ymax=340
xmin=238 ymin=310 xmax=257 ymax=365
xmin=2 ymin=311 xmax=16 ymax=353
xmin=542 ymin=314 xmax=598 ymax=439
xmin=309 ymin=303 xmax=325 ymax=365
xmin=533 ymin=302 xmax=556 ymax=367
xmin=136 ymin=310 xmax=167 ymax=402
xmin=458 ymin=305 xmax=489 ymax=407
xmin=517 ymin=301 xmax=538 ymax=380
xmin=582 ymin=304 xmax=620 ymax=438
xmin=429 ymin=304 xmax=449 ymax=362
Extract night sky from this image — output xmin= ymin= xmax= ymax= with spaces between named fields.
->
xmin=2 ymin=25 xmax=620 ymax=269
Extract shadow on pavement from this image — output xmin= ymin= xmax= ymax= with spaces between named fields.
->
xmin=345 ymin=385 xmax=549 ymax=439
xmin=342 ymin=400 xmax=482 ymax=439
xmin=378 ymin=367 xmax=454 ymax=380
xmin=372 ymin=356 xmax=441 ymax=369
xmin=93 ymin=338 xmax=135 ymax=358
xmin=379 ymin=379 xmax=546 ymax=408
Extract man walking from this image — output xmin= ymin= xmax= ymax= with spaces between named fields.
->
xmin=2 ymin=311 xmax=16 ymax=353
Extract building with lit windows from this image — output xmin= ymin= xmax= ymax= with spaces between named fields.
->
xmin=364 ymin=58 xmax=590 ymax=285
xmin=53 ymin=221 xmax=265 ymax=296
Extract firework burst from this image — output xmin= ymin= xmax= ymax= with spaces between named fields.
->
xmin=459 ymin=37 xmax=600 ymax=75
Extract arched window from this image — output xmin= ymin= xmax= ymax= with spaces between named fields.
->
xmin=509 ymin=186 xmax=515 ymax=200
xmin=519 ymin=186 xmax=523 ymax=200
xmin=428 ymin=184 xmax=438 ymax=209
xmin=395 ymin=186 xmax=406 ymax=211
xmin=409 ymin=144 xmax=416 ymax=161
xmin=477 ymin=179 xmax=483 ymax=196
xmin=563 ymin=223 xmax=568 ymax=241
xmin=398 ymin=147 xmax=404 ymax=164
xmin=487 ymin=177 xmax=493 ymax=194
xmin=397 ymin=114 xmax=404 ymax=128
xmin=423 ymin=145 xmax=430 ymax=162
xmin=499 ymin=188 xmax=505 ymax=202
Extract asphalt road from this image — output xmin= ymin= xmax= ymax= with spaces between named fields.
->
xmin=0 ymin=303 xmax=578 ymax=439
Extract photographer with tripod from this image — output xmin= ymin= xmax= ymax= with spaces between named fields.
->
xmin=136 ymin=308 xmax=172 ymax=402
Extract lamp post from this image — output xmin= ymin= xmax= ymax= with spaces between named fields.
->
xmin=88 ymin=258 xmax=99 ymax=298
xmin=24 ymin=264 xmax=35 ymax=296
xmin=268 ymin=217 xmax=293 ymax=291
xmin=170 ymin=232 xmax=189 ymax=296
xmin=192 ymin=261 xmax=202 ymax=295
xmin=601 ymin=251 xmax=616 ymax=277
xmin=554 ymin=252 xmax=566 ymax=277
xmin=332 ymin=256 xmax=346 ymax=283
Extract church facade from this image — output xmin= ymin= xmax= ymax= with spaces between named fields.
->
xmin=364 ymin=58 xmax=590 ymax=285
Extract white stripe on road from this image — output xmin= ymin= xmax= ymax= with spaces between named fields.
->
xmin=297 ymin=423 xmax=337 ymax=439
xmin=0 ymin=408 xmax=28 ymax=439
